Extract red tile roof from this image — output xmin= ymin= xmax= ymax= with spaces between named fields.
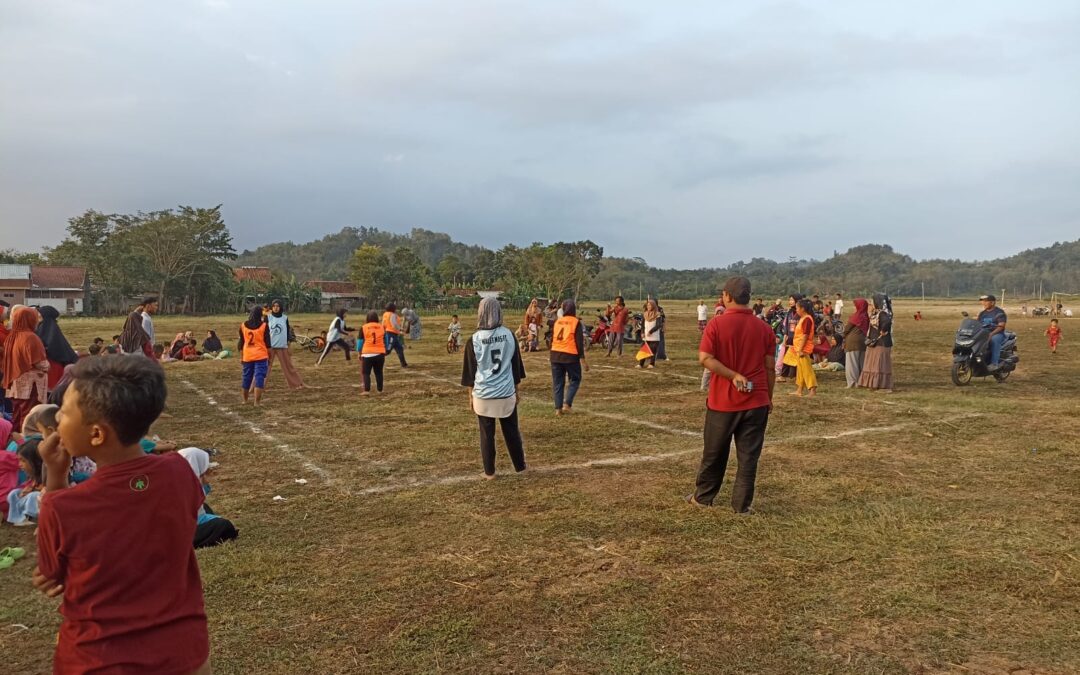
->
xmin=304 ymin=280 xmax=360 ymax=295
xmin=31 ymin=266 xmax=86 ymax=289
xmin=233 ymin=266 xmax=273 ymax=284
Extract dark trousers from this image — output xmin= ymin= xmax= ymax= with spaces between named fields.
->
xmin=639 ymin=341 xmax=659 ymax=367
xmin=387 ymin=334 xmax=408 ymax=367
xmin=317 ymin=338 xmax=351 ymax=364
xmin=551 ymin=361 xmax=582 ymax=410
xmin=478 ymin=408 xmax=526 ymax=476
xmin=361 ymin=355 xmax=385 ymax=392
xmin=606 ymin=330 xmax=624 ymax=356
xmin=694 ymin=406 xmax=770 ymax=512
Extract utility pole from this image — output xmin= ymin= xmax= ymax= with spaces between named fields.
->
xmin=921 ymin=281 xmax=925 ymax=303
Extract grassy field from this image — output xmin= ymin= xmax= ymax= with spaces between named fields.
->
xmin=1 ymin=299 xmax=1077 ymax=674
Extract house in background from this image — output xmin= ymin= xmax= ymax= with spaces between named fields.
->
xmin=0 ymin=264 xmax=31 ymax=306
xmin=304 ymin=281 xmax=364 ymax=311
xmin=233 ymin=266 xmax=273 ymax=285
xmin=0 ymin=264 xmax=88 ymax=315
xmin=28 ymin=266 xmax=89 ymax=315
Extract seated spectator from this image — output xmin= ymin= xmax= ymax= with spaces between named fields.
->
xmin=168 ymin=334 xmax=187 ymax=360
xmin=178 ymin=447 xmax=239 ymax=549
xmin=86 ymin=343 xmax=103 ymax=357
xmin=202 ymin=330 xmax=223 ymax=355
xmin=814 ymin=335 xmax=846 ymax=372
xmin=6 ymin=438 xmax=43 ymax=526
xmin=180 ymin=339 xmax=201 ymax=362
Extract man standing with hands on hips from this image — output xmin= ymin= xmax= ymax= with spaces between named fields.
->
xmin=689 ymin=276 xmax=776 ymax=513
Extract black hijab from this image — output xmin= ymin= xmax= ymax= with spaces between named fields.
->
xmin=203 ymin=330 xmax=223 ymax=352
xmin=119 ymin=311 xmax=150 ymax=354
xmin=270 ymin=298 xmax=284 ymax=318
xmin=34 ymin=306 xmax=78 ymax=365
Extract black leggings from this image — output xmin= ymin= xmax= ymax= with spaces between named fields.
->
xmin=317 ymin=338 xmax=351 ymax=364
xmin=477 ymin=408 xmax=526 ymax=476
xmin=361 ymin=355 xmax=385 ymax=392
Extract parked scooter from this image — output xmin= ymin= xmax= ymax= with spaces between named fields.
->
xmin=951 ymin=316 xmax=1019 ymax=385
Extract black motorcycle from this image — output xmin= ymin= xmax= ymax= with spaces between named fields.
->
xmin=951 ymin=318 xmax=1019 ymax=385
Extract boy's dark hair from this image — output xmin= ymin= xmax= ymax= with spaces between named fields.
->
xmin=18 ymin=439 xmax=44 ymax=485
xmin=142 ymin=296 xmax=158 ymax=305
xmin=88 ymin=343 xmax=103 ymax=355
xmin=93 ymin=337 xmax=104 ymax=345
xmin=722 ymin=276 xmax=752 ymax=306
xmin=385 ymin=302 xmax=397 ymax=312
xmin=112 ymin=335 xmax=121 ymax=341
xmin=152 ymin=343 xmax=165 ymax=356
xmin=69 ymin=356 xmax=167 ymax=445
xmin=366 ymin=310 xmax=379 ymax=323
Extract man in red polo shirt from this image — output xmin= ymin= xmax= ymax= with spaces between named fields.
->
xmin=689 ymin=276 xmax=776 ymax=512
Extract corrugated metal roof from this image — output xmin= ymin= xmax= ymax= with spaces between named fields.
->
xmin=0 ymin=264 xmax=31 ymax=280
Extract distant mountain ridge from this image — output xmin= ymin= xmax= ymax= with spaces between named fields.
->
xmin=235 ymin=227 xmax=1080 ymax=298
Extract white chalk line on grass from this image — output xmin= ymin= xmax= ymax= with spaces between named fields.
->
xmin=594 ymin=362 xmax=702 ymax=382
xmin=354 ymin=412 xmax=980 ymax=497
xmin=177 ymin=377 xmax=343 ymax=492
xmin=401 ymin=369 xmax=702 ymax=438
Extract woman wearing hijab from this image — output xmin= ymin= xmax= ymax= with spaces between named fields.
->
xmin=461 ymin=297 xmax=527 ymax=478
xmin=402 ymin=307 xmax=422 ymax=341
xmin=638 ymin=300 xmax=661 ymax=369
xmin=34 ymin=305 xmax=78 ymax=390
xmin=178 ymin=447 xmax=240 ymax=548
xmin=382 ymin=303 xmax=408 ymax=368
xmin=265 ymin=299 xmax=305 ymax=389
xmin=202 ymin=330 xmax=223 ymax=356
xmin=318 ymin=308 xmax=354 ymax=366
xmin=118 ymin=310 xmax=153 ymax=358
xmin=842 ymin=298 xmax=870 ymax=388
xmin=858 ymin=294 xmax=894 ymax=392
xmin=238 ymin=306 xmax=272 ymax=405
xmin=1 ymin=306 xmax=49 ymax=432
xmin=549 ymin=299 xmax=589 ymax=415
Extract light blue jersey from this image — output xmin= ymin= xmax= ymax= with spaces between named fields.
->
xmin=471 ymin=326 xmax=517 ymax=400
xmin=267 ymin=314 xmax=289 ymax=349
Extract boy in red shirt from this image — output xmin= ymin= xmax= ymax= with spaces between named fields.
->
xmin=33 ymin=356 xmax=211 ymax=674
xmin=1045 ymin=319 xmax=1062 ymax=354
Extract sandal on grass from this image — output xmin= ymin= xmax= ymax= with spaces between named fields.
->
xmin=0 ymin=547 xmax=25 ymax=561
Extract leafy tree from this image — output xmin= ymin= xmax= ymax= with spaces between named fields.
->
xmin=0 ymin=249 xmax=45 ymax=265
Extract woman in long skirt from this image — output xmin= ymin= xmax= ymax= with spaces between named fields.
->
xmin=842 ymin=298 xmax=869 ymax=388
xmin=858 ymin=294 xmax=893 ymax=392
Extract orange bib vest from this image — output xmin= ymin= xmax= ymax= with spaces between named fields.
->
xmin=382 ymin=311 xmax=400 ymax=335
xmin=551 ymin=316 xmax=580 ymax=355
xmin=362 ymin=322 xmax=386 ymax=355
xmin=241 ymin=322 xmax=269 ymax=362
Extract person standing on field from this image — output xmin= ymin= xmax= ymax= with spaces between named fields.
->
xmin=382 ymin=303 xmax=408 ymax=368
xmin=697 ymin=300 xmax=708 ymax=332
xmin=550 ymin=300 xmax=589 ymax=415
xmin=239 ymin=306 xmax=272 ymax=405
xmin=689 ymin=276 xmax=776 ymax=513
xmin=606 ymin=296 xmax=629 ymax=357
xmin=462 ymin=298 xmax=527 ymax=478
xmin=266 ymin=299 xmax=305 ymax=389
xmin=834 ymin=293 xmax=844 ymax=320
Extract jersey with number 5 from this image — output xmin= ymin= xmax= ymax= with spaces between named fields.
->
xmin=470 ymin=326 xmax=517 ymax=399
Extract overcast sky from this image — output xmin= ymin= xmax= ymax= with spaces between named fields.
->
xmin=2 ymin=1 xmax=1078 ymax=268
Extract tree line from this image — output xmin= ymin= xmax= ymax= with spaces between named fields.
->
xmin=7 ymin=213 xmax=1080 ymax=315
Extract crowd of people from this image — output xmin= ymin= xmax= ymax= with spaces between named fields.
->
xmin=0 ymin=281 xmax=1069 ymax=673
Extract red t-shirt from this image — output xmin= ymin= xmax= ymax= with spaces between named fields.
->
xmin=37 ymin=453 xmax=209 ymax=674
xmin=699 ymin=308 xmax=776 ymax=412
xmin=612 ymin=306 xmax=629 ymax=330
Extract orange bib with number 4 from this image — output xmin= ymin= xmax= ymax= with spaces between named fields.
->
xmin=551 ymin=316 xmax=580 ymax=355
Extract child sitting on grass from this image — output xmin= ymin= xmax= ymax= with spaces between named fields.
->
xmin=6 ymin=439 xmax=43 ymax=526
xmin=32 ymin=356 xmax=211 ymax=674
